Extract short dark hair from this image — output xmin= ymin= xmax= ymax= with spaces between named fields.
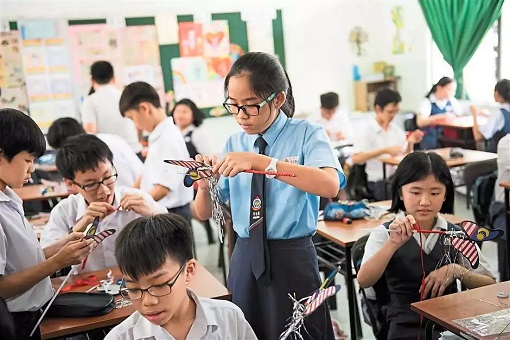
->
xmin=389 ymin=152 xmax=454 ymax=214
xmin=90 ymin=61 xmax=114 ymax=85
xmin=495 ymin=78 xmax=510 ymax=103
xmin=119 ymin=81 xmax=161 ymax=115
xmin=0 ymin=108 xmax=46 ymax=161
xmin=47 ymin=117 xmax=86 ymax=149
xmin=320 ymin=92 xmax=339 ymax=109
xmin=56 ymin=134 xmax=113 ymax=180
xmin=170 ymin=99 xmax=205 ymax=127
xmin=224 ymin=52 xmax=295 ymax=118
xmin=374 ymin=88 xmax=402 ymax=111
xmin=115 ymin=214 xmax=193 ymax=281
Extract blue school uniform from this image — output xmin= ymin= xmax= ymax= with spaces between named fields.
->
xmin=421 ymin=100 xmax=453 ymax=150
xmin=218 ymin=112 xmax=345 ymax=339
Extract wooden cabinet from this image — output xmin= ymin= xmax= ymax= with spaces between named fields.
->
xmin=354 ymin=77 xmax=399 ymax=111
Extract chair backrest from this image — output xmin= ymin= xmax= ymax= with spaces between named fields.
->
xmin=403 ymin=113 xmax=418 ymax=132
xmin=470 ymin=170 xmax=498 ymax=226
xmin=346 ymin=164 xmax=374 ymax=201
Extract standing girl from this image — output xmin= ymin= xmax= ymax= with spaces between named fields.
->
xmin=416 ymin=77 xmax=463 ymax=149
xmin=194 ymin=52 xmax=345 ymax=339
xmin=471 ymin=79 xmax=510 ymax=152
xmin=357 ymin=152 xmax=495 ymax=339
xmin=171 ymin=99 xmax=215 ymax=244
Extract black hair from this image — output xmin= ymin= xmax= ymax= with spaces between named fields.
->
xmin=389 ymin=152 xmax=454 ymax=214
xmin=119 ymin=81 xmax=161 ymax=116
xmin=426 ymin=77 xmax=454 ymax=98
xmin=170 ymin=98 xmax=204 ymax=127
xmin=495 ymin=79 xmax=510 ymax=103
xmin=320 ymin=92 xmax=339 ymax=110
xmin=47 ymin=117 xmax=86 ymax=149
xmin=90 ymin=61 xmax=114 ymax=85
xmin=0 ymin=108 xmax=46 ymax=161
xmin=88 ymin=86 xmax=95 ymax=96
xmin=224 ymin=52 xmax=295 ymax=118
xmin=374 ymin=88 xmax=402 ymax=111
xmin=115 ymin=214 xmax=193 ymax=281
xmin=56 ymin=134 xmax=113 ymax=180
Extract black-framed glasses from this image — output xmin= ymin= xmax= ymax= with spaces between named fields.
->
xmin=119 ymin=262 xmax=187 ymax=301
xmin=72 ymin=167 xmax=118 ymax=192
xmin=223 ymin=92 xmax=277 ymax=116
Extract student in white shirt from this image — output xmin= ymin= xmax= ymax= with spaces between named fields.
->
xmin=352 ymin=89 xmax=423 ymax=200
xmin=119 ymin=82 xmax=193 ymax=224
xmin=81 ymin=61 xmax=142 ymax=155
xmin=40 ymin=134 xmax=166 ymax=274
xmin=417 ymin=77 xmax=463 ymax=149
xmin=105 ymin=214 xmax=257 ymax=340
xmin=471 ymin=79 xmax=510 ymax=152
xmin=47 ymin=117 xmax=143 ymax=188
xmin=0 ymin=109 xmax=93 ymax=339
xmin=309 ymin=92 xmax=351 ymax=143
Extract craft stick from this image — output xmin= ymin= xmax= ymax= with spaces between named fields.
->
xmin=244 ymin=169 xmax=297 ymax=177
xmin=361 ymin=229 xmax=465 ymax=236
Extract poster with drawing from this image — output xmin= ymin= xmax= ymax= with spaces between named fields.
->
xmin=202 ymin=21 xmax=230 ymax=58
xmin=178 ymin=22 xmax=203 ymax=57
xmin=0 ymin=31 xmax=25 ymax=88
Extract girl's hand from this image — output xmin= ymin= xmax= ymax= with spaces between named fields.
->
xmin=421 ymin=264 xmax=459 ymax=298
xmin=195 ymin=154 xmax=218 ymax=190
xmin=213 ymin=152 xmax=261 ymax=177
xmin=387 ymin=215 xmax=415 ymax=247
xmin=408 ymin=130 xmax=424 ymax=144
xmin=470 ymin=104 xmax=479 ymax=117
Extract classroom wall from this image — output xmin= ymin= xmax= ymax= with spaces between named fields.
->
xmin=500 ymin=0 xmax=510 ymax=80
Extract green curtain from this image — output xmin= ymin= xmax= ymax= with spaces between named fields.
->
xmin=418 ymin=0 xmax=505 ymax=98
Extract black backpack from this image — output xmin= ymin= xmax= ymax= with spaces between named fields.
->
xmin=470 ymin=170 xmax=498 ymax=226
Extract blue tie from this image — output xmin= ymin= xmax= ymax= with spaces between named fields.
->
xmin=249 ymin=136 xmax=270 ymax=282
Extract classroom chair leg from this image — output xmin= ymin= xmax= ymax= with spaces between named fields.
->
xmin=203 ymin=219 xmax=215 ymax=244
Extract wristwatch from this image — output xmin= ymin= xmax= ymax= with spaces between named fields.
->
xmin=265 ymin=158 xmax=278 ymax=179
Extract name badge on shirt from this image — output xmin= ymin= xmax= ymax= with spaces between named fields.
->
xmin=282 ymin=156 xmax=298 ymax=164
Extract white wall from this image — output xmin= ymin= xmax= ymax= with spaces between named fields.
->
xmin=500 ymin=0 xmax=510 ymax=80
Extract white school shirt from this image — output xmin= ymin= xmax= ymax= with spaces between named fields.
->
xmin=105 ymin=289 xmax=257 ymax=340
xmin=362 ymin=214 xmax=494 ymax=278
xmin=418 ymin=94 xmax=463 ymax=118
xmin=181 ymin=125 xmax=215 ymax=155
xmin=353 ymin=119 xmax=406 ymax=182
xmin=40 ymin=186 xmax=167 ymax=274
xmin=0 ymin=187 xmax=53 ymax=312
xmin=81 ymin=84 xmax=142 ymax=153
xmin=479 ymin=103 xmax=510 ymax=140
xmin=142 ymin=118 xmax=193 ymax=209
xmin=495 ymin=134 xmax=510 ymax=202
xmin=96 ymin=133 xmax=144 ymax=187
xmin=308 ymin=108 xmax=352 ymax=142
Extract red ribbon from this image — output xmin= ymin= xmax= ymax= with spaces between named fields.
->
xmin=61 ymin=275 xmax=98 ymax=293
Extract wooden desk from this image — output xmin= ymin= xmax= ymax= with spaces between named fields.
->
xmin=317 ymin=201 xmax=464 ymax=340
xmin=411 ymin=281 xmax=510 ymax=340
xmin=501 ymin=181 xmax=510 ymax=282
xmin=41 ymin=264 xmax=230 ymax=339
xmin=13 ymin=184 xmax=71 ymax=202
xmin=434 ymin=116 xmax=487 ymax=149
xmin=27 ymin=213 xmax=50 ymax=239
xmin=34 ymin=164 xmax=58 ymax=172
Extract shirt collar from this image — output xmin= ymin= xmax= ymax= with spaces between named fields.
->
xmin=149 ymin=118 xmax=173 ymax=144
xmin=0 ymin=186 xmax=23 ymax=205
xmin=501 ymin=103 xmax=510 ymax=111
xmin=249 ymin=111 xmax=288 ymax=148
xmin=181 ymin=125 xmax=196 ymax=135
xmin=131 ymin=288 xmax=218 ymax=339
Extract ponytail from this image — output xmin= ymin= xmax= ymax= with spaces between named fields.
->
xmin=282 ymin=70 xmax=295 ymax=118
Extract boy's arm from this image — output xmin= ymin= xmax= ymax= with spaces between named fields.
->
xmin=132 ymin=176 xmax=141 ymax=189
xmin=149 ymin=184 xmax=170 ymax=202
xmin=352 ymin=148 xmax=390 ymax=165
xmin=81 ymin=98 xmax=98 ymax=133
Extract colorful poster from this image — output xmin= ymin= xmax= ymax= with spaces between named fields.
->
xmin=0 ymin=31 xmax=24 ymax=88
xmin=19 ymin=20 xmax=57 ymax=40
xmin=21 ymin=46 xmax=46 ymax=74
xmin=178 ymin=22 xmax=203 ymax=57
xmin=171 ymin=57 xmax=224 ymax=108
xmin=0 ymin=87 xmax=29 ymax=112
xmin=202 ymin=21 xmax=230 ymax=57
xmin=123 ymin=65 xmax=155 ymax=85
xmin=25 ymin=75 xmax=52 ymax=102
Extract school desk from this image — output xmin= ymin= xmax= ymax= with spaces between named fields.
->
xmin=501 ymin=181 xmax=510 ymax=282
xmin=434 ymin=116 xmax=488 ymax=149
xmin=316 ymin=201 xmax=463 ymax=340
xmin=34 ymin=164 xmax=58 ymax=172
xmin=27 ymin=212 xmax=50 ymax=239
xmin=13 ymin=184 xmax=71 ymax=202
xmin=411 ymin=281 xmax=510 ymax=340
xmin=40 ymin=264 xmax=231 ymax=339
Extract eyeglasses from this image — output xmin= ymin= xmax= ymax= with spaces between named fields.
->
xmin=223 ymin=92 xmax=277 ymax=116
xmin=119 ymin=262 xmax=187 ymax=301
xmin=72 ymin=167 xmax=118 ymax=192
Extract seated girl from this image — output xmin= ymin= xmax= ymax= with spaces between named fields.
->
xmin=357 ymin=151 xmax=495 ymax=339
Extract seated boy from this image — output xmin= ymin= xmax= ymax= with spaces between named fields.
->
xmin=352 ymin=88 xmax=423 ymax=200
xmin=0 ymin=108 xmax=94 ymax=339
xmin=47 ymin=117 xmax=143 ymax=188
xmin=309 ymin=91 xmax=351 ymax=143
xmin=40 ymin=134 xmax=166 ymax=274
xmin=105 ymin=213 xmax=257 ymax=340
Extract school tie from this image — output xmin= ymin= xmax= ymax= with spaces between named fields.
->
xmin=249 ymin=136 xmax=270 ymax=283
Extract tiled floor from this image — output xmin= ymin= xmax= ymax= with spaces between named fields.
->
xmin=192 ymin=192 xmax=500 ymax=339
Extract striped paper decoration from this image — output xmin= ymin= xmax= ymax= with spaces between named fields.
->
xmin=303 ymin=285 xmax=341 ymax=316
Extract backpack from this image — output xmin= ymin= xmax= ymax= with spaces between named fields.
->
xmin=346 ymin=164 xmax=374 ymax=201
xmin=470 ymin=170 xmax=497 ymax=227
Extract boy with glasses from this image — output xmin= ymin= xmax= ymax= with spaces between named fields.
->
xmin=105 ymin=214 xmax=256 ymax=340
xmin=40 ymin=134 xmax=166 ymax=274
